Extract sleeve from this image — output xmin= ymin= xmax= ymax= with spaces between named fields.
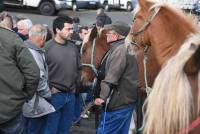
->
xmin=100 ymin=45 xmax=127 ymax=100
xmin=16 ymin=42 xmax=40 ymax=100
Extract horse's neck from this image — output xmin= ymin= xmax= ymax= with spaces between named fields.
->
xmin=151 ymin=38 xmax=183 ymax=67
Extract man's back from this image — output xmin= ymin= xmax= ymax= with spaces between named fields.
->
xmin=0 ymin=27 xmax=39 ymax=124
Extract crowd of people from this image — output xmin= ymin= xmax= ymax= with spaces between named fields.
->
xmin=0 ymin=7 xmax=138 ymax=134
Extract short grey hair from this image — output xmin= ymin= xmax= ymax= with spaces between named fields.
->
xmin=17 ymin=19 xmax=33 ymax=30
xmin=29 ymin=24 xmax=47 ymax=38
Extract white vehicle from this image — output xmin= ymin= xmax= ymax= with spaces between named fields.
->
xmin=157 ymin=0 xmax=198 ymax=10
xmin=3 ymin=0 xmax=69 ymax=15
xmin=101 ymin=0 xmax=137 ymax=11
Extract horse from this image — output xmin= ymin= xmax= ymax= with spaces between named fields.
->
xmin=125 ymin=0 xmax=200 ymax=133
xmin=80 ymin=26 xmax=109 ymax=128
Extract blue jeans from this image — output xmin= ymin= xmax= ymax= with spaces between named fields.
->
xmin=25 ymin=115 xmax=47 ymax=134
xmin=0 ymin=113 xmax=25 ymax=134
xmin=97 ymin=106 xmax=134 ymax=134
xmin=44 ymin=92 xmax=75 ymax=134
xmin=73 ymin=94 xmax=82 ymax=122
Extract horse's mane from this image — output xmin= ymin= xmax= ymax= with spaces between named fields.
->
xmin=141 ymin=2 xmax=200 ymax=134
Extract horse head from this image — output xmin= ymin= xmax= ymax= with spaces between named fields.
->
xmin=126 ymin=0 xmax=200 ymax=133
xmin=80 ymin=26 xmax=109 ymax=84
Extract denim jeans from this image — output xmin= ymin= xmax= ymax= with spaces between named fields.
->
xmin=44 ymin=92 xmax=75 ymax=134
xmin=97 ymin=106 xmax=134 ymax=134
xmin=73 ymin=94 xmax=82 ymax=122
xmin=25 ymin=115 xmax=47 ymax=134
xmin=0 ymin=113 xmax=25 ymax=134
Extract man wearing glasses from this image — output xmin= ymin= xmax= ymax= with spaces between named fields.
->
xmin=44 ymin=16 xmax=80 ymax=134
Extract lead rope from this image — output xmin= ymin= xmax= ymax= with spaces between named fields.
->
xmin=143 ymin=46 xmax=152 ymax=96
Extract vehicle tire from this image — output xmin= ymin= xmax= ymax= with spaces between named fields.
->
xmin=72 ymin=3 xmax=78 ymax=11
xmin=127 ymin=2 xmax=132 ymax=12
xmin=39 ymin=1 xmax=55 ymax=16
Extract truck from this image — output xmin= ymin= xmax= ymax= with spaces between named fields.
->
xmin=101 ymin=0 xmax=137 ymax=11
xmin=3 ymin=0 xmax=69 ymax=16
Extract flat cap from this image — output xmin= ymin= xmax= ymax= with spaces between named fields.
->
xmin=104 ymin=21 xmax=130 ymax=36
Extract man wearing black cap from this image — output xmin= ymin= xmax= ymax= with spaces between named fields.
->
xmin=95 ymin=21 xmax=139 ymax=134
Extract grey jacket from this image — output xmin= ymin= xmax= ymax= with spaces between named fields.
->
xmin=23 ymin=40 xmax=55 ymax=118
xmin=0 ymin=28 xmax=40 ymax=124
xmin=100 ymin=39 xmax=139 ymax=111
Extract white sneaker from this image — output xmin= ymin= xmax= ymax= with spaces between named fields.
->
xmin=81 ymin=114 xmax=89 ymax=119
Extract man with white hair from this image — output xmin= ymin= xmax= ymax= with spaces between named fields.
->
xmin=17 ymin=19 xmax=33 ymax=40
xmin=23 ymin=24 xmax=55 ymax=134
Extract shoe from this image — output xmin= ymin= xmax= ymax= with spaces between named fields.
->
xmin=81 ymin=113 xmax=89 ymax=119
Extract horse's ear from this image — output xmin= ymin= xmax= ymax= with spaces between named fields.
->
xmin=89 ymin=26 xmax=98 ymax=41
xmin=137 ymin=0 xmax=153 ymax=11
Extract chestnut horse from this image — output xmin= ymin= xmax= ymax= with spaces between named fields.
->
xmin=125 ymin=0 xmax=200 ymax=134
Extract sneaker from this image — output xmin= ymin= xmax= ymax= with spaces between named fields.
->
xmin=81 ymin=113 xmax=89 ymax=119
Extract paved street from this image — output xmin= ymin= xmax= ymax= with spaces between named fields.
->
xmin=5 ymin=7 xmax=133 ymax=27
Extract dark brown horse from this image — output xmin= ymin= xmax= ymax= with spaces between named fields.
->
xmin=125 ymin=0 xmax=200 ymax=134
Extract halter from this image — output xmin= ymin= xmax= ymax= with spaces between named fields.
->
xmin=81 ymin=38 xmax=98 ymax=76
xmin=130 ymin=6 xmax=161 ymax=95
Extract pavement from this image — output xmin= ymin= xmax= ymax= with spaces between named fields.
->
xmin=70 ymin=114 xmax=96 ymax=134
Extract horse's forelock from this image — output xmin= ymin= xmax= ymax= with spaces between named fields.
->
xmin=82 ymin=29 xmax=92 ymax=46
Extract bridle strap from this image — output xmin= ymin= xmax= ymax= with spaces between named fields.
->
xmin=81 ymin=38 xmax=98 ymax=76
xmin=131 ymin=6 xmax=161 ymax=96
xmin=131 ymin=6 xmax=161 ymax=36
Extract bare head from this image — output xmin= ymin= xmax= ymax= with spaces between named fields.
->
xmin=17 ymin=19 xmax=33 ymax=36
xmin=29 ymin=24 xmax=47 ymax=48
xmin=0 ymin=15 xmax=13 ymax=29
xmin=97 ymin=8 xmax=104 ymax=15
xmin=53 ymin=16 xmax=74 ymax=44
xmin=79 ymin=26 xmax=89 ymax=40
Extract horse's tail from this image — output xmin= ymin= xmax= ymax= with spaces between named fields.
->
xmin=142 ymin=33 xmax=200 ymax=134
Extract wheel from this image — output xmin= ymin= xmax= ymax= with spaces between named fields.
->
xmin=127 ymin=2 xmax=132 ymax=12
xmin=72 ymin=3 xmax=78 ymax=11
xmin=39 ymin=1 xmax=55 ymax=16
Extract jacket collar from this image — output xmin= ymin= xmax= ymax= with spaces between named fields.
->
xmin=25 ymin=40 xmax=45 ymax=52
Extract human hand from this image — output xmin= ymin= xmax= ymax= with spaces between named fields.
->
xmin=95 ymin=98 xmax=105 ymax=105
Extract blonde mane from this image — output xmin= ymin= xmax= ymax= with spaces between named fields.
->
xmin=142 ymin=34 xmax=200 ymax=134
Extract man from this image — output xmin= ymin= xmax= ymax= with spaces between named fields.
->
xmin=44 ymin=16 xmax=80 ymax=134
xmin=23 ymin=24 xmax=55 ymax=134
xmin=0 ymin=27 xmax=40 ymax=133
xmin=78 ymin=26 xmax=89 ymax=40
xmin=17 ymin=19 xmax=33 ymax=40
xmin=95 ymin=21 xmax=139 ymax=134
xmin=96 ymin=8 xmax=112 ymax=27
